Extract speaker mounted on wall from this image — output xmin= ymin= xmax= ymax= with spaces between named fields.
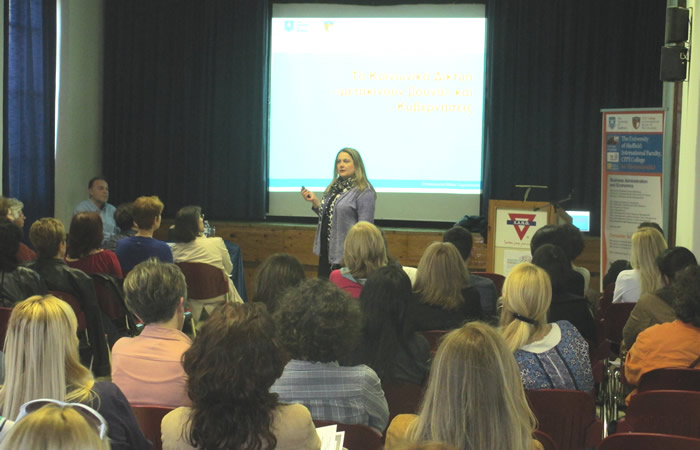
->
xmin=665 ymin=7 xmax=690 ymax=44
xmin=660 ymin=46 xmax=689 ymax=82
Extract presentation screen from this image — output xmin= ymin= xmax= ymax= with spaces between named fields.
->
xmin=268 ymin=4 xmax=486 ymax=222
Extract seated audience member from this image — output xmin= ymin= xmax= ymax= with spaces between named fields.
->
xmin=65 ymin=212 xmax=123 ymax=278
xmin=409 ymin=242 xmax=481 ymax=332
xmin=112 ymin=259 xmax=191 ymax=408
xmin=6 ymin=198 xmax=35 ymax=262
xmin=162 ymin=302 xmax=320 ymax=449
xmin=442 ymin=226 xmax=498 ymax=319
xmin=330 ymin=221 xmax=388 ymax=298
xmin=271 ymin=279 xmax=389 ymax=432
xmin=0 ymin=220 xmax=46 ymax=306
xmin=103 ymin=202 xmax=137 ymax=251
xmin=115 ymin=195 xmax=172 ymax=274
xmin=379 ymin=228 xmax=417 ymax=284
xmin=531 ymin=244 xmax=595 ymax=342
xmin=638 ymin=221 xmax=665 ymax=238
xmin=0 ymin=295 xmax=149 ymax=449
xmin=560 ymin=224 xmax=590 ymax=292
xmin=623 ymin=247 xmax=697 ymax=348
xmin=500 ymin=263 xmax=593 ymax=392
xmin=26 ymin=218 xmax=110 ymax=376
xmin=252 ymin=252 xmax=305 ymax=313
xmin=0 ymin=402 xmax=108 ymax=450
xmin=170 ymin=206 xmax=243 ymax=310
xmin=613 ymin=227 xmax=667 ymax=303
xmin=603 ymin=259 xmax=631 ymax=288
xmin=530 ymin=225 xmax=585 ymax=296
xmin=385 ymin=322 xmax=540 ymax=450
xmin=347 ymin=265 xmax=430 ymax=385
xmin=625 ymin=265 xmax=700 ymax=398
xmin=74 ymin=176 xmax=118 ymax=245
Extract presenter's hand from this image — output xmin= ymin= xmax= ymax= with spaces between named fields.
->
xmin=301 ymin=188 xmax=320 ymax=208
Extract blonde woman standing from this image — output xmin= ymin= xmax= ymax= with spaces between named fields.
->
xmin=613 ymin=227 xmax=667 ymax=303
xmin=385 ymin=322 xmax=541 ymax=450
xmin=500 ymin=263 xmax=593 ymax=392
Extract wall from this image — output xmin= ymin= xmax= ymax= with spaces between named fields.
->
xmin=54 ymin=0 xmax=104 ymax=226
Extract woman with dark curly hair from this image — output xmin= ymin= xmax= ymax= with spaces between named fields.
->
xmin=161 ymin=302 xmax=319 ymax=449
xmin=271 ymin=279 xmax=389 ymax=432
xmin=65 ymin=212 xmax=123 ymax=277
xmin=625 ymin=265 xmax=700 ymax=401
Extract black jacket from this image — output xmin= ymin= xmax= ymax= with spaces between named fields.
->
xmin=0 ymin=266 xmax=47 ymax=307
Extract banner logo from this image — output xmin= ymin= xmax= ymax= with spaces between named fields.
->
xmin=632 ymin=116 xmax=641 ymax=129
xmin=608 ymin=116 xmax=616 ymax=129
xmin=507 ymin=214 xmax=537 ymax=240
xmin=284 ymin=20 xmax=294 ymax=31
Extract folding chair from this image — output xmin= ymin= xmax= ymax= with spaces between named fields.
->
xmin=598 ymin=432 xmax=700 ymax=450
xmin=638 ymin=368 xmax=700 ymax=393
xmin=382 ymin=380 xmax=424 ymax=423
xmin=131 ymin=405 xmax=174 ymax=450
xmin=176 ymin=262 xmax=229 ymax=323
xmin=617 ymin=390 xmax=700 ymax=438
xmin=421 ymin=330 xmax=448 ymax=356
xmin=533 ymin=429 xmax=558 ymax=450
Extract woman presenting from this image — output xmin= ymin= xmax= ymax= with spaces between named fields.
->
xmin=301 ymin=148 xmax=376 ymax=278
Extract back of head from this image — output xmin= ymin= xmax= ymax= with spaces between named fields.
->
xmin=500 ymin=262 xmax=552 ymax=352
xmin=415 ymin=242 xmax=469 ymax=310
xmin=672 ymin=265 xmax=700 ymax=328
xmin=656 ymin=247 xmax=697 ymax=283
xmin=124 ymin=258 xmax=186 ymax=324
xmin=7 ymin=198 xmax=24 ymax=223
xmin=183 ymin=302 xmax=285 ymax=449
xmin=638 ymin=221 xmax=664 ymax=238
xmin=29 ymin=218 xmax=66 ymax=259
xmin=1 ymin=295 xmax=93 ymax=419
xmin=0 ymin=220 xmax=22 ymax=271
xmin=630 ymin=227 xmax=667 ymax=295
xmin=560 ymin=224 xmax=585 ymax=261
xmin=531 ymin=244 xmax=570 ymax=293
xmin=131 ymin=196 xmax=164 ymax=230
xmin=66 ymin=212 xmax=103 ymax=259
xmin=171 ymin=205 xmax=201 ymax=243
xmin=343 ymin=221 xmax=388 ymax=279
xmin=252 ymin=253 xmax=305 ymax=313
xmin=0 ymin=403 xmax=109 ymax=450
xmin=530 ymin=225 xmax=574 ymax=263
xmin=409 ymin=322 xmax=535 ymax=450
xmin=114 ymin=203 xmax=135 ymax=231
xmin=442 ymin=226 xmax=473 ymax=261
xmin=274 ymin=278 xmax=361 ymax=363
xmin=0 ymin=197 xmax=10 ymax=219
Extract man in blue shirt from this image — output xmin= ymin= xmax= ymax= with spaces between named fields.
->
xmin=74 ymin=176 xmax=118 ymax=244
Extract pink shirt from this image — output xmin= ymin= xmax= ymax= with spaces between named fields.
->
xmin=111 ymin=325 xmax=192 ymax=408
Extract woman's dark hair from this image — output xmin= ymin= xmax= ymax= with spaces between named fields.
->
xmin=66 ymin=212 xmax=103 ymax=259
xmin=183 ymin=302 xmax=286 ymax=450
xmin=114 ymin=203 xmax=135 ymax=231
xmin=273 ymin=279 xmax=361 ymax=363
xmin=530 ymin=225 xmax=575 ymax=263
xmin=560 ymin=224 xmax=585 ymax=260
xmin=656 ymin=247 xmax=697 ymax=282
xmin=442 ymin=226 xmax=473 ymax=261
xmin=0 ymin=219 xmax=22 ymax=271
xmin=357 ymin=264 xmax=415 ymax=380
xmin=531 ymin=244 xmax=570 ymax=293
xmin=252 ymin=253 xmax=305 ymax=312
xmin=672 ymin=265 xmax=700 ymax=328
xmin=603 ymin=259 xmax=631 ymax=288
xmin=171 ymin=206 xmax=202 ymax=243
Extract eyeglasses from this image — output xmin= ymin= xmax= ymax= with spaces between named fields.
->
xmin=17 ymin=399 xmax=108 ymax=440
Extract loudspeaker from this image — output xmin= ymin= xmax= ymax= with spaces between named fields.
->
xmin=665 ymin=7 xmax=690 ymax=44
xmin=660 ymin=46 xmax=688 ymax=82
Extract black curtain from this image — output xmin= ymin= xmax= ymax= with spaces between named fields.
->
xmin=3 ymin=0 xmax=56 ymax=223
xmin=483 ymin=0 xmax=666 ymax=234
xmin=103 ymin=0 xmax=269 ymax=220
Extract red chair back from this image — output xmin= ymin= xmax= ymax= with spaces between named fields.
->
xmin=596 ymin=282 xmax=615 ymax=319
xmin=533 ymin=429 xmax=558 ymax=450
xmin=49 ymin=290 xmax=87 ymax=331
xmin=382 ymin=380 xmax=424 ymax=423
xmin=598 ymin=432 xmax=700 ymax=450
xmin=525 ymin=389 xmax=602 ymax=450
xmin=312 ymin=420 xmax=383 ymax=450
xmin=616 ymin=390 xmax=700 ymax=438
xmin=93 ymin=277 xmax=125 ymax=320
xmin=176 ymin=262 xmax=228 ymax=299
xmin=0 ymin=307 xmax=12 ymax=348
xmin=131 ymin=405 xmax=174 ymax=450
xmin=471 ymin=271 xmax=505 ymax=296
xmin=421 ymin=330 xmax=448 ymax=355
xmin=601 ymin=302 xmax=635 ymax=351
xmin=638 ymin=368 xmax=700 ymax=393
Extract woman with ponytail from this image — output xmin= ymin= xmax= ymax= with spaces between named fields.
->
xmin=500 ymin=263 xmax=593 ymax=392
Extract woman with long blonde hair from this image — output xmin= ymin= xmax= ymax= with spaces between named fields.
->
xmin=613 ymin=227 xmax=667 ymax=303
xmin=385 ymin=322 xmax=540 ymax=450
xmin=500 ymin=263 xmax=593 ymax=392
xmin=409 ymin=242 xmax=481 ymax=331
xmin=0 ymin=295 xmax=149 ymax=449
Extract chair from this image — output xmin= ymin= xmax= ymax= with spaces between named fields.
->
xmin=598 ymin=432 xmax=700 ymax=450
xmin=49 ymin=290 xmax=87 ymax=332
xmin=616 ymin=390 xmax=700 ymax=438
xmin=92 ymin=273 xmax=137 ymax=335
xmin=595 ymin=282 xmax=615 ymax=319
xmin=312 ymin=420 xmax=383 ymax=450
xmin=176 ymin=262 xmax=230 ymax=322
xmin=471 ymin=271 xmax=505 ymax=296
xmin=533 ymin=429 xmax=558 ymax=450
xmin=638 ymin=368 xmax=700 ymax=393
xmin=601 ymin=302 xmax=635 ymax=355
xmin=0 ymin=307 xmax=12 ymax=347
xmin=525 ymin=389 xmax=603 ymax=450
xmin=131 ymin=405 xmax=174 ymax=450
xmin=421 ymin=330 xmax=448 ymax=355
xmin=382 ymin=380 xmax=424 ymax=423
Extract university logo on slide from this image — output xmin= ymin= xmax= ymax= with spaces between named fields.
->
xmin=507 ymin=214 xmax=537 ymax=240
